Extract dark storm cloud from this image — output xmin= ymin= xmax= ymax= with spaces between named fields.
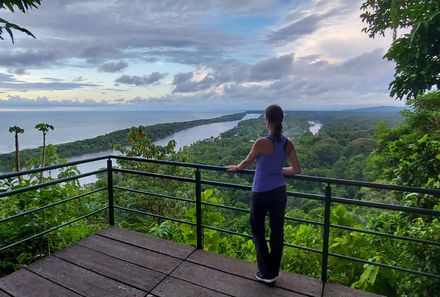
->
xmin=98 ymin=61 xmax=128 ymax=73
xmin=115 ymin=72 xmax=167 ymax=86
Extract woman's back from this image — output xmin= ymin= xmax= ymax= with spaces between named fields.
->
xmin=252 ymin=134 xmax=287 ymax=192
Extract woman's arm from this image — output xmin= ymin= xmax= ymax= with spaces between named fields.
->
xmin=282 ymin=139 xmax=301 ymax=175
xmin=226 ymin=138 xmax=263 ymax=171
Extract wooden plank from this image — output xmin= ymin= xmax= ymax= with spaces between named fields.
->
xmin=27 ymin=256 xmax=145 ymax=297
xmin=55 ymin=244 xmax=166 ymax=292
xmin=324 ymin=282 xmax=385 ymax=297
xmin=189 ymin=249 xmax=322 ymax=297
xmin=98 ymin=227 xmax=194 ymax=259
xmin=0 ymin=290 xmax=11 ymax=297
xmin=172 ymin=261 xmax=305 ymax=297
xmin=77 ymin=234 xmax=182 ymax=274
xmin=152 ymin=276 xmax=229 ymax=297
xmin=0 ymin=269 xmax=80 ymax=297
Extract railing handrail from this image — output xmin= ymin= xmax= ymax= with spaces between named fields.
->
xmin=2 ymin=154 xmax=438 ymax=196
xmin=1 ymin=154 xmax=439 ymax=285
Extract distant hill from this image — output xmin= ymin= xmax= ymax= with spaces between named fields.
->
xmin=341 ymin=106 xmax=408 ymax=113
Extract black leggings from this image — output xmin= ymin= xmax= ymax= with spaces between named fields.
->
xmin=250 ymin=185 xmax=287 ymax=277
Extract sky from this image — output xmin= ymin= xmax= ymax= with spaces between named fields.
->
xmin=0 ymin=0 xmax=404 ymax=111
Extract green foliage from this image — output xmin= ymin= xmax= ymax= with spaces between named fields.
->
xmin=2 ymin=108 xmax=438 ymax=296
xmin=361 ymin=0 xmax=440 ymax=100
xmin=0 ymin=0 xmax=41 ymax=43
xmin=370 ymin=92 xmax=440 ymax=190
xmin=0 ymin=147 xmax=107 ymax=276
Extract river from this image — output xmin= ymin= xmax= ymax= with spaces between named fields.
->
xmin=58 ymin=113 xmax=261 ymax=184
xmin=5 ymin=113 xmax=321 ymax=185
xmin=308 ymin=121 xmax=322 ymax=135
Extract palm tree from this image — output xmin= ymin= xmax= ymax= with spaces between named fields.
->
xmin=35 ymin=123 xmax=54 ymax=182
xmin=8 ymin=126 xmax=24 ymax=181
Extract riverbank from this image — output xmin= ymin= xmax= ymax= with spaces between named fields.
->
xmin=0 ymin=112 xmax=246 ymax=172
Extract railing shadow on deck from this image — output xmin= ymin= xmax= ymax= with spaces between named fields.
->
xmin=1 ymin=155 xmax=439 ymax=294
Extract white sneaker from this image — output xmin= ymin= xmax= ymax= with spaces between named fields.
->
xmin=255 ymin=272 xmax=276 ymax=284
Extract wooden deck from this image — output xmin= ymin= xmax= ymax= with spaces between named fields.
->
xmin=0 ymin=227 xmax=382 ymax=297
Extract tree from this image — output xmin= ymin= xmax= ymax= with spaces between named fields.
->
xmin=35 ymin=123 xmax=54 ymax=182
xmin=0 ymin=0 xmax=41 ymax=43
xmin=8 ymin=126 xmax=24 ymax=182
xmin=361 ymin=0 xmax=440 ymax=100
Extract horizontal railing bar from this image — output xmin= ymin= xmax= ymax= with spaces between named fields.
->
xmin=111 ymin=155 xmax=233 ymax=171
xmin=284 ymin=242 xmax=323 ymax=254
xmin=201 ymin=224 xmax=253 ymax=239
xmin=285 ymin=216 xmax=324 ymax=226
xmin=0 ymin=169 xmax=107 ymax=199
xmin=110 ymin=155 xmax=440 ymax=195
xmin=201 ymin=179 xmax=251 ymax=191
xmin=114 ymin=205 xmax=196 ymax=226
xmin=201 ymin=224 xmax=323 ymax=254
xmin=287 ymin=175 xmax=440 ymax=195
xmin=331 ymin=224 xmax=440 ymax=247
xmin=0 ymin=156 xmax=109 ymax=180
xmin=200 ymin=202 xmax=324 ymax=227
xmin=114 ymin=186 xmax=196 ymax=204
xmin=329 ymin=252 xmax=440 ymax=279
xmin=0 ymin=187 xmax=107 ymax=223
xmin=201 ymin=202 xmax=249 ymax=214
xmin=113 ymin=168 xmax=194 ymax=183
xmin=332 ymin=197 xmax=440 ymax=216
xmin=0 ymin=206 xmax=107 ymax=252
xmin=287 ymin=191 xmax=325 ymax=201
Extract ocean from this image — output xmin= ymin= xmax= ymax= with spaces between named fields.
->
xmin=0 ymin=111 xmax=262 ymax=183
xmin=0 ymin=110 xmax=238 ymax=154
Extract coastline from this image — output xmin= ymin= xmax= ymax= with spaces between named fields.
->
xmin=0 ymin=112 xmax=246 ymax=172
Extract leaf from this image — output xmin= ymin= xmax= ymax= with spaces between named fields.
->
xmin=335 ymin=204 xmax=346 ymax=218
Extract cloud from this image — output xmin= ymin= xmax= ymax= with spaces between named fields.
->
xmin=115 ymin=72 xmax=167 ymax=86
xmin=248 ymin=54 xmax=294 ymax=81
xmin=267 ymin=14 xmax=325 ymax=43
xmin=11 ymin=68 xmax=28 ymax=75
xmin=172 ymin=54 xmax=295 ymax=93
xmin=0 ymin=95 xmax=111 ymax=108
xmin=0 ymin=0 xmax=400 ymax=111
xmin=0 ymin=72 xmax=100 ymax=91
xmin=98 ymin=61 xmax=128 ymax=72
xmin=73 ymin=76 xmax=85 ymax=82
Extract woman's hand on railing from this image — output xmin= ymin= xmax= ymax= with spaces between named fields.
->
xmin=282 ymin=167 xmax=300 ymax=175
xmin=226 ymin=165 xmax=239 ymax=172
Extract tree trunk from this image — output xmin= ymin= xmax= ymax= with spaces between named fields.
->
xmin=15 ymin=133 xmax=20 ymax=171
xmin=39 ymin=133 xmax=46 ymax=182
xmin=15 ymin=132 xmax=22 ymax=183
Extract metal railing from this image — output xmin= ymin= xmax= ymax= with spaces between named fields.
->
xmin=1 ymin=155 xmax=439 ymax=285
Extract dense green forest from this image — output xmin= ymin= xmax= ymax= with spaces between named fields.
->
xmin=1 ymin=98 xmax=439 ymax=296
xmin=2 ymin=0 xmax=439 ymax=295
xmin=0 ymin=112 xmax=246 ymax=172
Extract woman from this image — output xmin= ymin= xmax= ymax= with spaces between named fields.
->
xmin=227 ymin=104 xmax=301 ymax=284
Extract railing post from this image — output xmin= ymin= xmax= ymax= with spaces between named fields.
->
xmin=107 ymin=159 xmax=115 ymax=226
xmin=321 ymin=183 xmax=331 ymax=284
xmin=195 ymin=168 xmax=203 ymax=249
